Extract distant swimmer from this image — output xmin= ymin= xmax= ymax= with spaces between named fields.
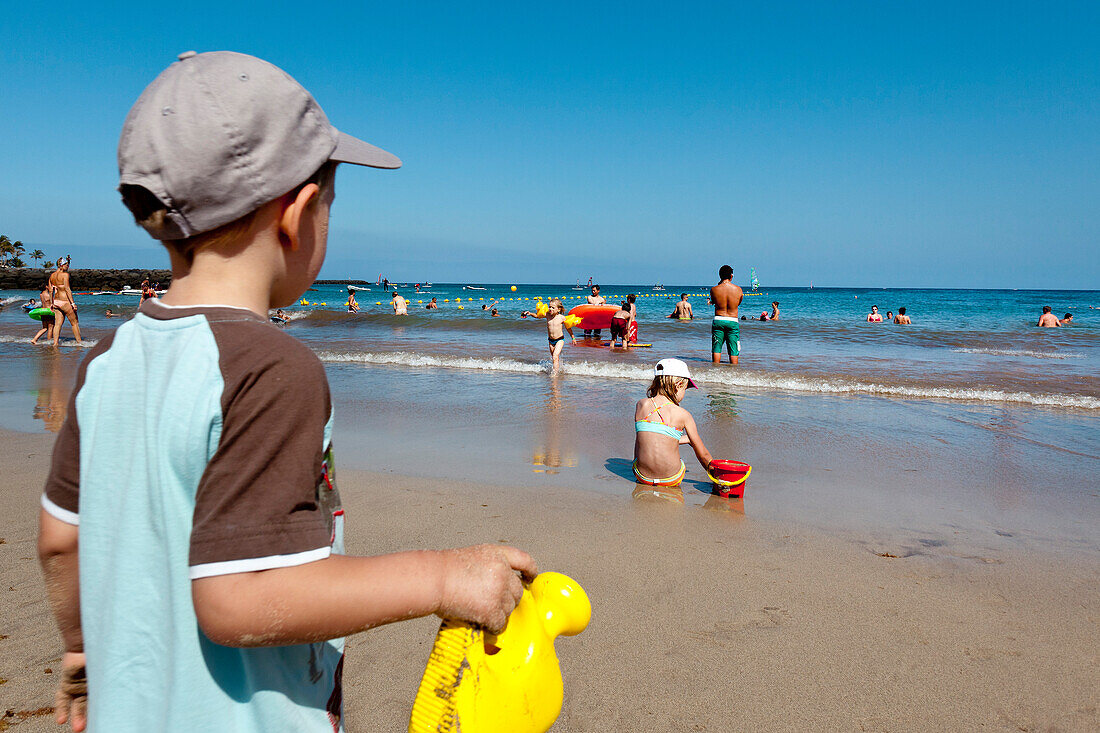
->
xmin=520 ymin=310 xmax=536 ymax=318
xmin=346 ymin=288 xmax=360 ymax=313
xmin=894 ymin=307 xmax=911 ymax=324
xmin=391 ymin=291 xmax=408 ymax=315
xmin=710 ymin=264 xmax=743 ymax=365
xmin=885 ymin=311 xmax=893 ymax=322
xmin=104 ymin=309 xmax=120 ymax=318
xmin=425 ymin=297 xmax=438 ymax=309
xmin=611 ymin=302 xmax=631 ymax=347
xmin=866 ymin=305 xmax=883 ymax=323
xmin=667 ymin=293 xmax=693 ymax=320
xmin=491 ymin=308 xmax=499 ymax=317
xmin=270 ymin=309 xmax=288 ymax=325
xmin=1037 ymin=306 xmax=1060 ymax=327
xmin=1059 ymin=312 xmax=1074 ymax=325
xmin=770 ymin=301 xmax=779 ymax=320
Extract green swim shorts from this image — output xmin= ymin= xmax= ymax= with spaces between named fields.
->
xmin=711 ymin=318 xmax=740 ymax=356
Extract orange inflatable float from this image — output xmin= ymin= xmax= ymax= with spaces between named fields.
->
xmin=564 ymin=304 xmax=619 ymax=330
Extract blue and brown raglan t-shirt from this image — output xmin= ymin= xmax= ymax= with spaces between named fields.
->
xmin=42 ymin=299 xmax=347 ymax=732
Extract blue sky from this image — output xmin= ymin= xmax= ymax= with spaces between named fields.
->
xmin=1 ymin=1 xmax=1097 ymax=288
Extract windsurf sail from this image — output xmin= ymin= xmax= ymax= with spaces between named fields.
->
xmin=749 ymin=268 xmax=760 ymax=292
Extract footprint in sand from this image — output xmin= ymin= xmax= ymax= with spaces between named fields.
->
xmin=686 ymin=607 xmax=791 ymax=647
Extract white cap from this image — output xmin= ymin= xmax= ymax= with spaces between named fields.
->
xmin=653 ymin=358 xmax=698 ymax=388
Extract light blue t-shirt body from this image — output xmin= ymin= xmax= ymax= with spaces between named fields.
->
xmin=44 ymin=301 xmax=346 ymax=732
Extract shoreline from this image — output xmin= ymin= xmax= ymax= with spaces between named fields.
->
xmin=2 ymin=428 xmax=1098 ymax=731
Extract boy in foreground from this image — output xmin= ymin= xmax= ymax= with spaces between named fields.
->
xmin=38 ymin=51 xmax=535 ymax=732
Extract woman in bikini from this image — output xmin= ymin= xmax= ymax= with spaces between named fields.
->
xmin=49 ymin=257 xmax=82 ymax=346
xmin=633 ymin=358 xmax=714 ymax=501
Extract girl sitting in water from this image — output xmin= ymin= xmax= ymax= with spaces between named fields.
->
xmin=544 ymin=298 xmax=575 ymax=371
xmin=633 ymin=359 xmax=714 ymax=493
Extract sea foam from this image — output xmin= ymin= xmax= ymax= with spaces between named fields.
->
xmin=317 ymin=350 xmax=1100 ymax=410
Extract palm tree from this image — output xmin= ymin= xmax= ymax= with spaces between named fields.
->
xmin=30 ymin=249 xmax=45 ymax=266
xmin=0 ymin=235 xmax=13 ymax=267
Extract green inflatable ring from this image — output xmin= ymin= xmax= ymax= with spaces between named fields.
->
xmin=28 ymin=307 xmax=54 ymax=321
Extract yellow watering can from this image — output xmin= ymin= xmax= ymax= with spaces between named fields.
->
xmin=409 ymin=572 xmax=591 ymax=733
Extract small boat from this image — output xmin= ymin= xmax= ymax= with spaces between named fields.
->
xmin=347 ymin=285 xmax=371 ymax=292
xmin=571 ymin=279 xmax=584 ymax=290
xmin=463 ymin=285 xmax=487 ymax=291
xmin=652 ymin=284 xmax=665 ymax=291
xmin=743 ymin=267 xmax=765 ymax=296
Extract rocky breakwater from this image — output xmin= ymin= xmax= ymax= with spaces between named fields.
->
xmin=0 ymin=268 xmax=173 ymax=292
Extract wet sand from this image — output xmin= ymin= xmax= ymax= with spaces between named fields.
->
xmin=2 ymin=428 xmax=1097 ymax=731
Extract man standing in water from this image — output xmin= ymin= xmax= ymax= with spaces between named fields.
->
xmin=667 ymin=293 xmax=693 ymax=320
xmin=710 ymin=264 xmax=743 ymax=365
xmin=1037 ymin=306 xmax=1060 ymax=327
xmin=584 ymin=284 xmax=605 ymax=338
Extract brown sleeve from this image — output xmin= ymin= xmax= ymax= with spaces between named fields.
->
xmin=43 ymin=334 xmax=117 ymax=521
xmin=189 ymin=324 xmax=334 ymax=569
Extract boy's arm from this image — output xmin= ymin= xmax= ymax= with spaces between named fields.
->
xmin=38 ymin=509 xmax=87 ymax=732
xmin=192 ymin=544 xmax=536 ymax=647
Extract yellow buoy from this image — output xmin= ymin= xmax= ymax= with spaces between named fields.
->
xmin=511 ymin=285 xmax=517 ymax=291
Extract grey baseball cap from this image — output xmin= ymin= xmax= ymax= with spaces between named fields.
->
xmin=118 ymin=50 xmax=401 ymax=240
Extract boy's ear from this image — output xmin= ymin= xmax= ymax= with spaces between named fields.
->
xmin=277 ymin=183 xmax=321 ymax=251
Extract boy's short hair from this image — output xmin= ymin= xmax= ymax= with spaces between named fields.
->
xmin=898 ymin=307 xmax=906 ymax=315
xmin=123 ymin=161 xmax=337 ymax=263
xmin=1043 ymin=305 xmax=1052 ymax=313
xmin=719 ymin=264 xmax=733 ymax=280
xmin=117 ymin=51 xmax=401 ymax=243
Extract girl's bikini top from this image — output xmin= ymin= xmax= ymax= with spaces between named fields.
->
xmin=634 ymin=398 xmax=685 ymax=440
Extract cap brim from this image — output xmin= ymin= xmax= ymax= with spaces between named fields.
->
xmin=687 ymin=379 xmax=698 ymax=389
xmin=330 ymin=130 xmax=402 ymax=169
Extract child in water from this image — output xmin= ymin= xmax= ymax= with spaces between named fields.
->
xmin=545 ymin=298 xmax=575 ymax=371
xmin=633 ymin=359 xmax=714 ymax=496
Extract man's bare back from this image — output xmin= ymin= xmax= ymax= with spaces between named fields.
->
xmin=710 ymin=281 xmax=743 ymax=318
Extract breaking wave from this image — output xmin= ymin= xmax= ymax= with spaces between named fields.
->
xmin=317 ymin=349 xmax=1100 ymax=410
xmin=952 ymin=347 xmax=1084 ymax=360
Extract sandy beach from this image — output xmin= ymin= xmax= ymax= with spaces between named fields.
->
xmin=2 ymin=427 xmax=1097 ymax=731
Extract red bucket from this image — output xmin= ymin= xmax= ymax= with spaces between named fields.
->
xmin=708 ymin=460 xmax=751 ymax=497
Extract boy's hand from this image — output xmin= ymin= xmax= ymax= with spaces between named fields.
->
xmin=437 ymin=545 xmax=538 ymax=633
xmin=54 ymin=651 xmax=87 ymax=731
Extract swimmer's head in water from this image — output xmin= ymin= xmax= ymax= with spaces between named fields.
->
xmin=1043 ymin=305 xmax=1052 ymax=313
xmin=898 ymin=307 xmax=906 ymax=315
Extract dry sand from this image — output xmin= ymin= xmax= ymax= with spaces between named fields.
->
xmin=1 ymin=428 xmax=1097 ymax=731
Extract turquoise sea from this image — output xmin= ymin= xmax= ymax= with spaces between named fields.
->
xmin=1 ymin=283 xmax=1097 ymax=549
